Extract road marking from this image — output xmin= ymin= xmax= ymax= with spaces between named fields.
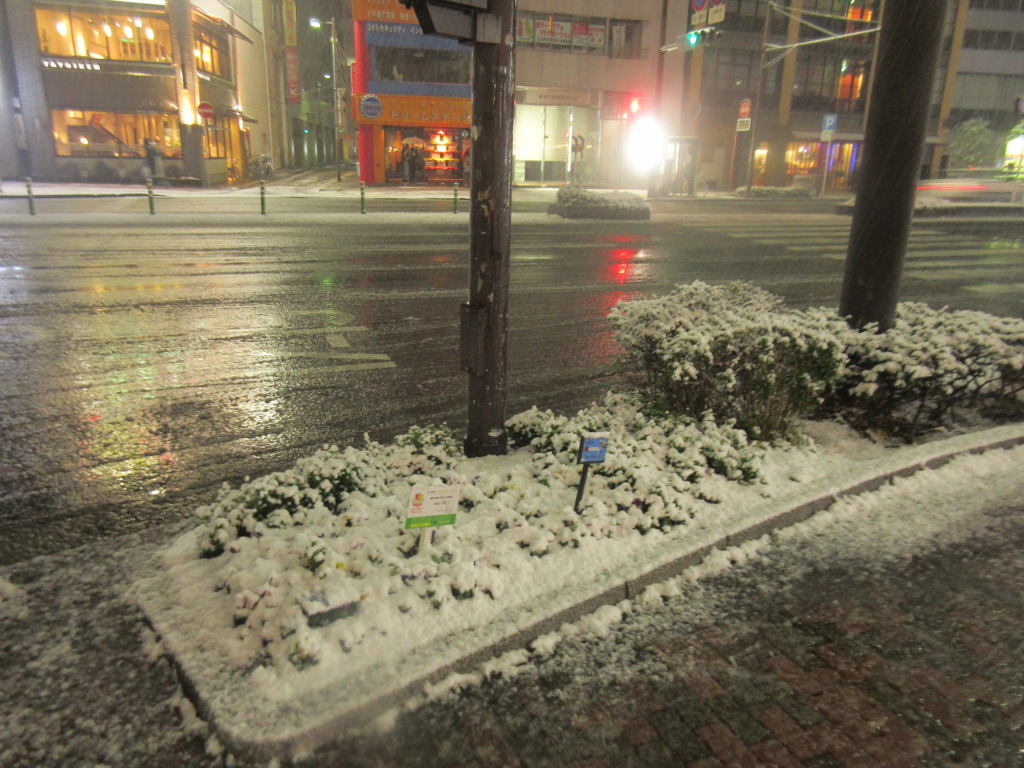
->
xmin=283 ymin=352 xmax=392 ymax=360
xmin=964 ymin=283 xmax=1024 ymax=293
xmin=303 ymin=361 xmax=397 ymax=374
xmin=326 ymin=333 xmax=351 ymax=348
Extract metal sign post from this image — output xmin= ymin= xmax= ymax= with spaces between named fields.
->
xmin=821 ymin=113 xmax=837 ymax=196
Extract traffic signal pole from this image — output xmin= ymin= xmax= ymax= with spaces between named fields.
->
xmin=462 ymin=0 xmax=516 ymax=457
xmin=839 ymin=0 xmax=947 ymax=331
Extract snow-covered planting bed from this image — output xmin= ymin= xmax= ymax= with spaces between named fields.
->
xmin=136 ymin=389 xmax=1024 ymax=762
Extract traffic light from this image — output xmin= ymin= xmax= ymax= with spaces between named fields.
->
xmin=397 ymin=0 xmax=490 ymax=42
xmin=685 ymin=26 xmax=721 ymax=48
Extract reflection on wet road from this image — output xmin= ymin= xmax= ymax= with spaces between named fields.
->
xmin=0 ymin=207 xmax=1020 ymax=563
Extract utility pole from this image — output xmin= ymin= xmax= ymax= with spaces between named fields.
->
xmin=839 ymin=0 xmax=947 ymax=330
xmin=400 ymin=0 xmax=515 ymax=457
xmin=330 ymin=18 xmax=342 ymax=181
xmin=463 ymin=0 xmax=515 ymax=457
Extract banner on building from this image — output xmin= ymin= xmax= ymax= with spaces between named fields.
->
xmin=516 ymin=16 xmax=534 ymax=44
xmin=285 ymin=48 xmax=300 ymax=104
xmin=572 ymin=20 xmax=589 ymax=48
xmin=284 ymin=0 xmax=300 ymax=104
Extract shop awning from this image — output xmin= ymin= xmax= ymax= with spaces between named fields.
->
xmin=191 ymin=7 xmax=255 ymax=44
xmin=227 ymin=108 xmax=258 ymax=123
xmin=792 ymin=130 xmax=865 ymax=143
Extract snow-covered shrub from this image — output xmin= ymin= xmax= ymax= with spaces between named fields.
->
xmin=732 ymin=185 xmax=812 ymax=198
xmin=196 ymin=424 xmax=463 ymax=557
xmin=610 ymin=282 xmax=847 ymax=441
xmin=556 ymin=183 xmax=648 ymax=211
xmin=188 ymin=391 xmax=765 ymax=672
xmin=836 ymin=303 xmax=1024 ymax=440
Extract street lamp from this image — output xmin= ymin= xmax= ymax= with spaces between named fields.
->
xmin=310 ymin=17 xmax=342 ymax=181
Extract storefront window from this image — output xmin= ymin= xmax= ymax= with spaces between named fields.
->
xmin=373 ymin=47 xmax=470 ymax=85
xmin=607 ymin=20 xmax=642 ymax=60
xmin=203 ymin=117 xmax=230 ymax=158
xmin=36 ymin=7 xmax=172 ymax=63
xmin=516 ymin=13 xmax=622 ymax=56
xmin=194 ymin=27 xmax=231 ymax=80
xmin=835 ymin=59 xmax=867 ymax=113
xmin=52 ymin=110 xmax=180 ymax=157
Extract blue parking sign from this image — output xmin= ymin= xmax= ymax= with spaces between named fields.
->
xmin=822 ymin=114 xmax=838 ymax=132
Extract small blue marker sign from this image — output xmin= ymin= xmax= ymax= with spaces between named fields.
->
xmin=574 ymin=432 xmax=610 ymax=512
xmin=578 ymin=432 xmax=609 ymax=464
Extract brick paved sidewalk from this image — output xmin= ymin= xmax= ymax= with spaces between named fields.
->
xmin=304 ymin=494 xmax=1024 ymax=768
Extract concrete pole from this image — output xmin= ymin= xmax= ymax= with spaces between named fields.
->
xmin=463 ymin=0 xmax=516 ymax=457
xmin=839 ymin=0 xmax=948 ymax=331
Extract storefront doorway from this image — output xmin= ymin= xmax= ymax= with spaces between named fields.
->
xmin=383 ymin=126 xmax=470 ymax=185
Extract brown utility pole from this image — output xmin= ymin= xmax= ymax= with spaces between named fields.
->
xmin=839 ymin=0 xmax=948 ymax=330
xmin=462 ymin=0 xmax=516 ymax=457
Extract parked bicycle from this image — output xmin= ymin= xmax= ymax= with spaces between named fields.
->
xmin=246 ymin=154 xmax=274 ymax=178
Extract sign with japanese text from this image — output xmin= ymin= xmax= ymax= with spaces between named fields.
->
xmin=588 ymin=22 xmax=606 ymax=49
xmin=351 ymin=93 xmax=472 ymax=126
xmin=691 ymin=0 xmax=708 ymax=27
xmin=353 ymin=0 xmax=419 ymax=24
xmin=283 ymin=0 xmax=297 ymax=45
xmin=285 ymin=47 xmax=300 ymax=104
xmin=516 ymin=16 xmax=534 ymax=44
xmin=572 ymin=20 xmax=589 ymax=48
xmin=709 ymin=0 xmax=725 ymax=24
xmin=535 ymin=17 xmax=572 ymax=46
xmin=405 ymin=485 xmax=459 ymax=529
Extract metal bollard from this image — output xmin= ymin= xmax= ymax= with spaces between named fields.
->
xmin=454 ymin=182 xmax=459 ymax=214
xmin=26 ymin=178 xmax=35 ymax=216
xmin=360 ymin=181 xmax=366 ymax=214
xmin=147 ymin=180 xmax=155 ymax=214
xmin=260 ymin=180 xmax=266 ymax=215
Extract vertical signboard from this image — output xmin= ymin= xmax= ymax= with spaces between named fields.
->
xmin=709 ymin=0 xmax=726 ymax=24
xmin=691 ymin=0 xmax=708 ymax=28
xmin=283 ymin=0 xmax=300 ymax=104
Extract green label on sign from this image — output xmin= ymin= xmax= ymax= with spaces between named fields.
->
xmin=405 ymin=514 xmax=458 ymax=530
xmin=405 ymin=485 xmax=459 ymax=530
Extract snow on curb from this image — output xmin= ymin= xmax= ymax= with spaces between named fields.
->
xmin=136 ymin=422 xmax=1024 ymax=763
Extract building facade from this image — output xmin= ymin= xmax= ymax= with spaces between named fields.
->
xmin=349 ymin=0 xmax=663 ymax=187
xmin=0 ymin=0 xmax=281 ymax=184
xmin=658 ymin=0 xmax=965 ymax=193
xmin=947 ymin=0 xmax=1024 ymax=169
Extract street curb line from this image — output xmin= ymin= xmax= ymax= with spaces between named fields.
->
xmin=148 ymin=423 xmax=1024 ymax=763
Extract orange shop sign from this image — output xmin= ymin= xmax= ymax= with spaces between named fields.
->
xmin=352 ymin=0 xmax=419 ymax=24
xmin=352 ymin=93 xmax=471 ymax=127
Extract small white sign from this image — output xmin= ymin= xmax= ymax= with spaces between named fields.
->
xmin=691 ymin=9 xmax=708 ymax=26
xmin=709 ymin=4 xmax=725 ymax=23
xmin=737 ymin=118 xmax=751 ymax=132
xmin=821 ymin=129 xmax=835 ymax=142
xmin=405 ymin=485 xmax=460 ymax=529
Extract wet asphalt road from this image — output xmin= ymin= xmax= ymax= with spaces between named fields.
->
xmin=0 ymin=198 xmax=1022 ymax=564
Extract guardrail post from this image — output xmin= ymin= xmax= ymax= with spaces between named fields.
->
xmin=147 ymin=180 xmax=155 ymax=215
xmin=260 ymin=180 xmax=266 ymax=215
xmin=26 ymin=178 xmax=35 ymax=216
xmin=454 ymin=182 xmax=459 ymax=214
xmin=360 ymin=181 xmax=366 ymax=214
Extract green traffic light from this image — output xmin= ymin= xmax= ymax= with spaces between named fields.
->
xmin=687 ymin=30 xmax=700 ymax=47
